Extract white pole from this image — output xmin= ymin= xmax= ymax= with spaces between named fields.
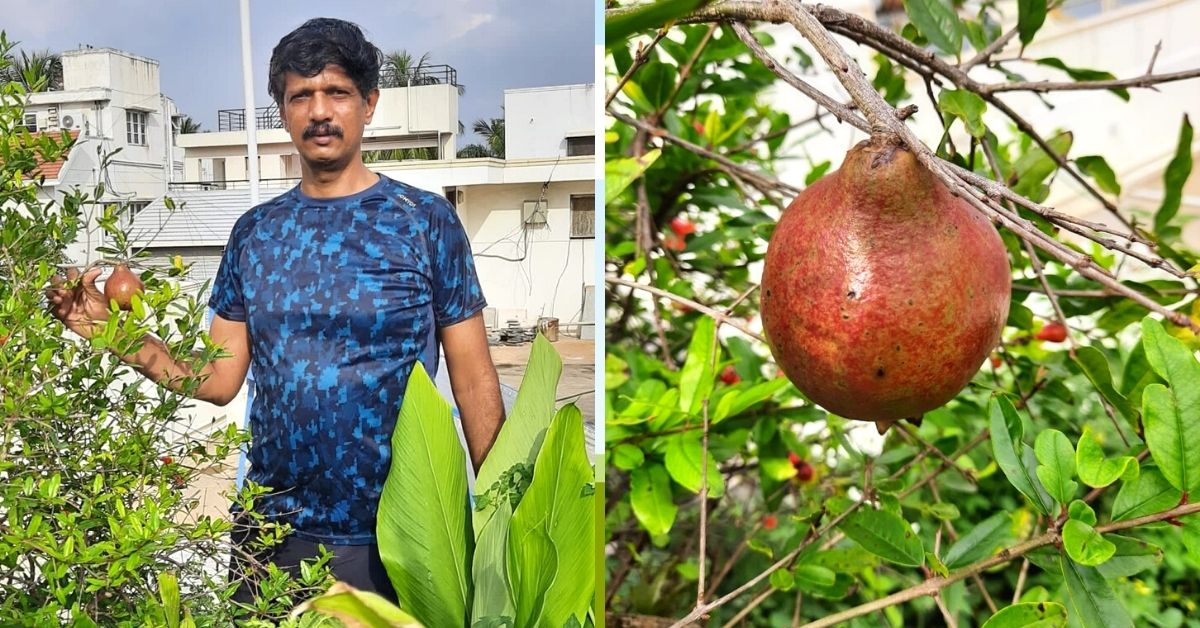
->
xmin=239 ymin=0 xmax=260 ymax=206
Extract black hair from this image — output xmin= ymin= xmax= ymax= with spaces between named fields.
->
xmin=267 ymin=17 xmax=382 ymax=106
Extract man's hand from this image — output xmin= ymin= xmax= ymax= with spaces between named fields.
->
xmin=46 ymin=266 xmax=111 ymax=340
xmin=440 ymin=312 xmax=505 ymax=471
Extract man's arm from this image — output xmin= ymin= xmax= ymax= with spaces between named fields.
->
xmin=439 ymin=312 xmax=504 ymax=471
xmin=123 ymin=314 xmax=252 ymax=406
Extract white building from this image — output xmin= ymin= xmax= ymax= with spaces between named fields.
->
xmin=19 ymin=47 xmax=185 ymax=264
xmin=130 ymin=82 xmax=597 ymax=337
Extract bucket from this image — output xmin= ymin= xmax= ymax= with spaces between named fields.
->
xmin=537 ymin=317 xmax=559 ymax=342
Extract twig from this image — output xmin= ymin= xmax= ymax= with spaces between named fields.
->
xmin=961 ymin=27 xmax=1018 ymax=71
xmin=721 ymin=585 xmax=776 ymax=628
xmin=797 ymin=501 xmax=1200 ymax=628
xmin=896 ymin=423 xmax=976 ymax=486
xmin=605 ymin=275 xmax=766 ymax=342
xmin=607 ymin=28 xmax=671 ymax=108
xmin=1012 ymin=558 xmax=1031 ymax=604
xmin=981 ymin=67 xmax=1200 ymax=95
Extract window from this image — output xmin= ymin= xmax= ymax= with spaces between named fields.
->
xmin=126 ymin=110 xmax=147 ymax=145
xmin=570 ymin=194 xmax=594 ymax=239
xmin=566 ymin=135 xmax=595 ymax=156
xmin=22 ymin=113 xmax=37 ymax=132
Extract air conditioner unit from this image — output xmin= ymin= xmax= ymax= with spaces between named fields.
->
xmin=60 ymin=114 xmax=76 ymax=130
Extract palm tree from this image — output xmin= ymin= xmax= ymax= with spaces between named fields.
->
xmin=176 ymin=115 xmax=202 ymax=134
xmin=378 ymin=49 xmax=465 ymax=96
xmin=472 ymin=117 xmax=505 ymax=159
xmin=1 ymin=49 xmax=62 ymax=92
xmin=456 ymin=144 xmax=490 ymax=158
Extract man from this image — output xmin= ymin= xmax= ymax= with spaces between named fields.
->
xmin=47 ymin=17 xmax=504 ymax=602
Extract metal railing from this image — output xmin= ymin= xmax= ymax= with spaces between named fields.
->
xmin=216 ymin=65 xmax=461 ymax=132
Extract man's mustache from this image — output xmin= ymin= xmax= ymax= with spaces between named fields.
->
xmin=302 ymin=123 xmax=344 ymax=140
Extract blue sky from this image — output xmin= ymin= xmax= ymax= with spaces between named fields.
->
xmin=4 ymin=0 xmax=595 ymax=145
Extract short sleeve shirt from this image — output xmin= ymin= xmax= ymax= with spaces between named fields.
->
xmin=208 ymin=174 xmax=486 ymax=544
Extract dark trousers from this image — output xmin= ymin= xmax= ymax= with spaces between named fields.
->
xmin=229 ymin=522 xmax=398 ymax=606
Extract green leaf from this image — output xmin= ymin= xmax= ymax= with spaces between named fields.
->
xmin=939 ymin=90 xmax=988 ymax=138
xmin=1154 ymin=115 xmax=1193 ymax=233
xmin=679 ymin=316 xmax=716 ymax=415
xmin=472 ymin=498 xmax=515 ymax=625
xmin=1143 ymin=382 xmax=1200 ymax=494
xmin=1111 ymin=465 xmax=1181 ymax=522
xmin=1017 ymin=0 xmax=1048 ymax=48
xmin=508 ymin=405 xmax=595 ymax=626
xmin=611 ymin=444 xmax=645 ymax=471
xmin=378 ymin=362 xmax=471 ymax=628
xmin=1034 ymin=429 xmax=1078 ymax=505
xmin=1182 ymin=515 xmax=1200 ymax=563
xmin=605 ymin=0 xmax=714 ymax=47
xmin=942 ymin=512 xmax=1011 ymax=570
xmin=1095 ymin=535 xmax=1161 ymax=579
xmin=475 ymin=336 xmax=563 ymax=536
xmin=769 ymin=568 xmax=794 ymax=591
xmin=793 ymin=564 xmax=837 ymax=589
xmin=903 ymin=0 xmax=964 ymax=56
xmin=1075 ymin=156 xmax=1121 ymax=195
xmin=1035 ymin=58 xmax=1129 ymax=101
xmin=1062 ymin=519 xmax=1115 ymax=566
xmin=631 ymin=464 xmax=677 ymax=537
xmin=981 ymin=602 xmax=1067 ymax=628
xmin=1067 ymin=499 xmax=1097 ymax=526
xmin=990 ymin=396 xmax=1054 ymax=515
xmin=1071 ymin=346 xmax=1136 ymax=427
xmin=1074 ymin=425 xmax=1135 ymax=488
xmin=295 ymin=582 xmax=422 ymax=627
xmin=157 ymin=572 xmax=181 ymax=628
xmin=1059 ymin=556 xmax=1133 ymax=628
xmin=605 ymin=150 xmax=661 ymax=205
xmin=837 ymin=508 xmax=925 ymax=567
xmin=663 ymin=434 xmax=725 ymax=498
xmin=1012 ymin=132 xmax=1073 ymax=198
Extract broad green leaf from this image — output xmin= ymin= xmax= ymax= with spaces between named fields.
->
xmin=378 ymin=362 xmax=471 ymax=628
xmin=939 ymin=89 xmax=988 ymax=138
xmin=611 ymin=444 xmax=645 ymax=471
xmin=1018 ymin=0 xmax=1047 ymax=48
xmin=508 ymin=405 xmax=594 ymax=626
xmin=1121 ymin=340 xmax=1160 ymax=408
xmin=1182 ymin=516 xmax=1200 ymax=563
xmin=1074 ymin=425 xmax=1135 ymax=488
xmin=1059 ymin=556 xmax=1133 ymax=628
xmin=471 ymin=498 xmax=515 ymax=625
xmin=1067 ymin=500 xmax=1097 ymax=526
xmin=1012 ymin=132 xmax=1073 ymax=199
xmin=713 ymin=378 xmax=791 ymax=423
xmin=1095 ymin=535 xmax=1161 ymax=579
xmin=605 ymin=0 xmax=714 ymax=47
xmin=630 ymin=464 xmax=677 ymax=537
xmin=793 ymin=564 xmax=836 ymax=589
xmin=1155 ymin=115 xmax=1193 ymax=233
xmin=1035 ymin=58 xmax=1129 ymax=101
xmin=1035 ymin=429 xmax=1078 ymax=505
xmin=1072 ymin=346 xmax=1135 ymax=426
xmin=769 ymin=568 xmax=794 ymax=591
xmin=475 ymin=335 xmax=563 ymax=536
xmin=663 ymin=434 xmax=725 ymax=498
xmin=1062 ymin=519 xmax=1115 ymax=566
xmin=1075 ymin=156 xmax=1121 ymax=195
xmin=605 ymin=354 xmax=630 ymax=390
xmin=679 ymin=316 xmax=716 ymax=415
xmin=1111 ymin=465 xmax=1180 ymax=522
xmin=942 ymin=512 xmax=1011 ymax=570
xmin=294 ymin=582 xmax=422 ymax=627
xmin=837 ymin=508 xmax=925 ymax=567
xmin=1143 ymin=384 xmax=1200 ymax=494
xmin=981 ymin=602 xmax=1067 ymax=628
xmin=157 ymin=572 xmax=180 ymax=628
xmin=904 ymin=0 xmax=964 ymax=56
xmin=990 ymin=396 xmax=1054 ymax=515
xmin=605 ymin=150 xmax=661 ymax=205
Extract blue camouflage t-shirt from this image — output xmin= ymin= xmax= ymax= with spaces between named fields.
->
xmin=208 ymin=174 xmax=486 ymax=544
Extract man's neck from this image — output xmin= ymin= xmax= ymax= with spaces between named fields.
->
xmin=299 ymin=162 xmax=379 ymax=199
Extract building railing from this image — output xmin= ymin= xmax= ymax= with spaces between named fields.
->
xmin=167 ymin=178 xmax=300 ymax=192
xmin=216 ymin=64 xmax=460 ymax=132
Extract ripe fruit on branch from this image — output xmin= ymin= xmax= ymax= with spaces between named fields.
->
xmin=719 ymin=365 xmax=741 ymax=385
xmin=1036 ymin=322 xmax=1068 ymax=342
xmin=794 ymin=460 xmax=815 ymax=483
xmin=103 ymin=264 xmax=144 ymax=311
xmin=670 ymin=216 xmax=697 ymax=237
xmin=761 ymin=137 xmax=1011 ymax=429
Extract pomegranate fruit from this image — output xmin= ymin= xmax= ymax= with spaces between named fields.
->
xmin=104 ymin=264 xmax=144 ymax=311
xmin=1035 ymin=322 xmax=1067 ymax=342
xmin=761 ymin=138 xmax=1010 ymax=429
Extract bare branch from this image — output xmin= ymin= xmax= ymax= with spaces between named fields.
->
xmin=982 ymin=67 xmax=1200 ymax=95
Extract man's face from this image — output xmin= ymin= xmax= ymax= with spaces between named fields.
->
xmin=280 ymin=64 xmax=379 ymax=173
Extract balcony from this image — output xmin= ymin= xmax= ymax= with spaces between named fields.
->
xmin=216 ymin=64 xmax=461 ymax=132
